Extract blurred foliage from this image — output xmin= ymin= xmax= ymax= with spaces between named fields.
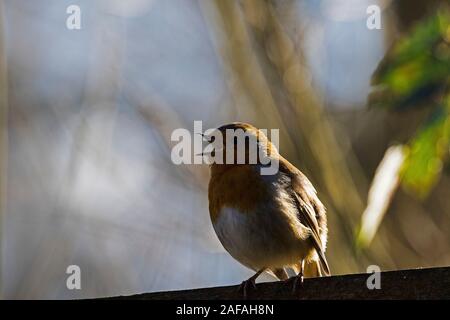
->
xmin=401 ymin=99 xmax=450 ymax=198
xmin=371 ymin=5 xmax=450 ymax=198
xmin=371 ymin=7 xmax=449 ymax=109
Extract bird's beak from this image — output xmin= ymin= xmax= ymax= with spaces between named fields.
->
xmin=197 ymin=132 xmax=220 ymax=157
xmin=197 ymin=151 xmax=213 ymax=157
xmin=197 ymin=133 xmax=210 ymax=157
xmin=197 ymin=132 xmax=213 ymax=143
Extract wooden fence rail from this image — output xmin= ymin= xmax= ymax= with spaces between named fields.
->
xmin=106 ymin=266 xmax=450 ymax=300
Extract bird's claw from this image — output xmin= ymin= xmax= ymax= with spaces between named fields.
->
xmin=291 ymin=273 xmax=304 ymax=295
xmin=238 ymin=278 xmax=257 ymax=299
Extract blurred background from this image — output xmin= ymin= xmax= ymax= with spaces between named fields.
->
xmin=0 ymin=0 xmax=449 ymax=299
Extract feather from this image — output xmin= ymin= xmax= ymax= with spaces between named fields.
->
xmin=279 ymin=158 xmax=331 ymax=276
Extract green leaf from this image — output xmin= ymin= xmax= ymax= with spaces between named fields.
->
xmin=400 ymin=98 xmax=450 ymax=198
xmin=370 ymin=7 xmax=450 ymax=110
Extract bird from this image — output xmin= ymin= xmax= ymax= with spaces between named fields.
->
xmin=204 ymin=122 xmax=330 ymax=297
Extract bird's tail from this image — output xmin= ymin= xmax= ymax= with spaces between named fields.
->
xmin=316 ymin=250 xmax=331 ymax=276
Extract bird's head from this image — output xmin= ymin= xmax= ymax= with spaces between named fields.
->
xmin=200 ymin=122 xmax=279 ymax=172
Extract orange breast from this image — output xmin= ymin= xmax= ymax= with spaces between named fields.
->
xmin=208 ymin=165 xmax=272 ymax=223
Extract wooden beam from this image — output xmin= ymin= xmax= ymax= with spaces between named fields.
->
xmin=105 ymin=266 xmax=450 ymax=300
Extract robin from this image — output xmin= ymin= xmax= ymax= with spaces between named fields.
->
xmin=204 ymin=122 xmax=330 ymax=297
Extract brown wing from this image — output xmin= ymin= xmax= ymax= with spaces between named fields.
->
xmin=279 ymin=158 xmax=330 ymax=276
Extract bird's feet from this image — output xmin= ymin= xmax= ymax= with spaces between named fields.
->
xmin=237 ymin=269 xmax=265 ymax=299
xmin=238 ymin=278 xmax=257 ymax=299
xmin=291 ymin=272 xmax=304 ymax=295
